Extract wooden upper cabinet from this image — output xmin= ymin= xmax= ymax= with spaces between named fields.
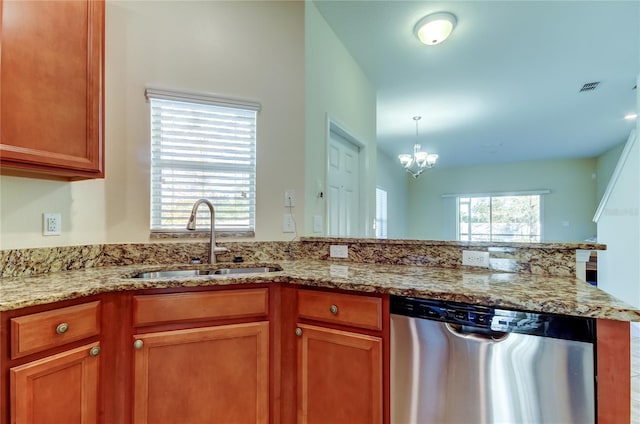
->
xmin=0 ymin=0 xmax=104 ymax=180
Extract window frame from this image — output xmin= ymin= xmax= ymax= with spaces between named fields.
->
xmin=375 ymin=187 xmax=388 ymax=239
xmin=453 ymin=191 xmax=548 ymax=242
xmin=145 ymin=87 xmax=260 ymax=238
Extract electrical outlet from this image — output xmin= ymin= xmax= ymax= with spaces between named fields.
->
xmin=43 ymin=213 xmax=61 ymax=236
xmin=329 ymin=245 xmax=348 ymax=258
xmin=284 ymin=190 xmax=296 ymax=207
xmin=462 ymin=250 xmax=490 ymax=267
xmin=282 ymin=214 xmax=295 ymax=233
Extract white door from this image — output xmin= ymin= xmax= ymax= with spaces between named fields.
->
xmin=327 ymin=130 xmax=361 ymax=237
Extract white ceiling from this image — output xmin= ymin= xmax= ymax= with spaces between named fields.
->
xmin=313 ymin=0 xmax=639 ymax=168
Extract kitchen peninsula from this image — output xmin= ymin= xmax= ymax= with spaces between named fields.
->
xmin=0 ymin=238 xmax=636 ymax=423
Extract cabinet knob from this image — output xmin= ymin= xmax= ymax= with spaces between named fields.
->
xmin=89 ymin=346 xmax=101 ymax=357
xmin=329 ymin=304 xmax=338 ymax=315
xmin=56 ymin=322 xmax=69 ymax=334
xmin=133 ymin=339 xmax=144 ymax=350
xmin=295 ymin=328 xmax=303 ymax=337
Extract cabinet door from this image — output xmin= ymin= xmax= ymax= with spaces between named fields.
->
xmin=133 ymin=322 xmax=269 ymax=424
xmin=10 ymin=343 xmax=101 ymax=424
xmin=297 ymin=324 xmax=382 ymax=424
xmin=0 ymin=0 xmax=104 ymax=178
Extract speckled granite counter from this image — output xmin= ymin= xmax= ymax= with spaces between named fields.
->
xmin=1 ymin=260 xmax=638 ymax=321
xmin=1 ymin=239 xmax=605 ymax=278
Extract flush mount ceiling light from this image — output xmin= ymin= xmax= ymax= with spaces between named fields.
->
xmin=398 ymin=116 xmax=438 ymax=179
xmin=624 ymin=113 xmax=638 ymax=120
xmin=414 ymin=12 xmax=457 ymax=45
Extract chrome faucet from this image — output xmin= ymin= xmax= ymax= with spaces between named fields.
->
xmin=186 ymin=199 xmax=228 ymax=264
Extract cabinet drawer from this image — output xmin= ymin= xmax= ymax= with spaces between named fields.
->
xmin=297 ymin=290 xmax=382 ymax=331
xmin=11 ymin=301 xmax=101 ymax=359
xmin=133 ymin=288 xmax=269 ymax=327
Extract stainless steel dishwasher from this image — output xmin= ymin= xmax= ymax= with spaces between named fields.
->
xmin=390 ymin=296 xmax=596 ymax=424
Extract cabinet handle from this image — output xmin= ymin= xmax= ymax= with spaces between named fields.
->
xmin=133 ymin=339 xmax=144 ymax=350
xmin=89 ymin=346 xmax=101 ymax=357
xmin=329 ymin=304 xmax=338 ymax=315
xmin=295 ymin=328 xmax=303 ymax=337
xmin=56 ymin=322 xmax=69 ymax=334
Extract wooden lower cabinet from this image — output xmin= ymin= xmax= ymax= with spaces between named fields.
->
xmin=7 ymin=285 xmax=626 ymax=424
xmin=296 ymin=323 xmax=383 ymax=424
xmin=10 ymin=342 xmax=100 ymax=424
xmin=597 ymin=319 xmax=631 ymax=424
xmin=132 ymin=321 xmax=269 ymax=424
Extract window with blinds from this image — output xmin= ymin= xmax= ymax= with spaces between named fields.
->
xmin=146 ymin=88 xmax=259 ymax=233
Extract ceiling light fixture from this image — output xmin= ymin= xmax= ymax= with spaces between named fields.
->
xmin=398 ymin=116 xmax=438 ymax=178
xmin=414 ymin=12 xmax=457 ymax=45
xmin=624 ymin=113 xmax=638 ymax=120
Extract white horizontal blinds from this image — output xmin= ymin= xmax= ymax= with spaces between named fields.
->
xmin=148 ymin=93 xmax=258 ymax=232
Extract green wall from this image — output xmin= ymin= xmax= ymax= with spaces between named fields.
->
xmin=596 ymin=142 xmax=626 ymax=202
xmin=304 ymin=2 xmax=377 ymax=237
xmin=405 ymin=157 xmax=598 ymax=242
xmin=376 ymin=150 xmax=409 ymax=239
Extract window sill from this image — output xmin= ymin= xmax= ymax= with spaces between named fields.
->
xmin=150 ymin=230 xmax=255 ymax=240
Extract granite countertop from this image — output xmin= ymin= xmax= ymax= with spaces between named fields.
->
xmin=300 ymin=236 xmax=607 ymax=250
xmin=1 ymin=260 xmax=639 ymax=321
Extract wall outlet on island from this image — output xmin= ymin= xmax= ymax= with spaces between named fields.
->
xmin=329 ymin=245 xmax=348 ymax=259
xmin=462 ymin=250 xmax=489 ymax=268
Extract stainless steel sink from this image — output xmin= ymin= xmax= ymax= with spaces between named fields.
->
xmin=131 ymin=266 xmax=282 ymax=279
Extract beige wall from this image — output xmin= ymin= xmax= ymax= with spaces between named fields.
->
xmin=0 ymin=1 xmax=305 ymax=250
xmin=304 ymin=1 xmax=377 ymax=236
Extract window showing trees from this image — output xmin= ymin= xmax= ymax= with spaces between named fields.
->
xmin=458 ymin=194 xmax=541 ymax=242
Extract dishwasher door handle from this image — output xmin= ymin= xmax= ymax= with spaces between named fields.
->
xmin=445 ymin=323 xmax=509 ymax=342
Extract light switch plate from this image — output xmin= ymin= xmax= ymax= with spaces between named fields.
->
xmin=329 ymin=245 xmax=348 ymax=258
xmin=284 ymin=190 xmax=296 ymax=207
xmin=313 ymin=215 xmax=323 ymax=233
xmin=282 ymin=214 xmax=295 ymax=233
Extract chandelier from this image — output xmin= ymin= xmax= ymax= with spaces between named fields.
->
xmin=398 ymin=116 xmax=438 ymax=178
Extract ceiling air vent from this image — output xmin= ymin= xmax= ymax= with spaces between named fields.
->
xmin=579 ymin=81 xmax=600 ymax=92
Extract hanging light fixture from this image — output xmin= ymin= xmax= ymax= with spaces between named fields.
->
xmin=398 ymin=116 xmax=438 ymax=178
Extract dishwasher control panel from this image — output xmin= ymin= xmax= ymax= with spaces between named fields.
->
xmin=390 ymin=296 xmax=595 ymax=343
